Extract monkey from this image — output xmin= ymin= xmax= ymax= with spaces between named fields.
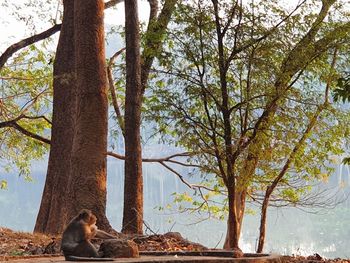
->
xmin=61 ymin=209 xmax=117 ymax=261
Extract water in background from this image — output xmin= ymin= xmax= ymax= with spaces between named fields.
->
xmin=0 ymin=151 xmax=349 ymax=259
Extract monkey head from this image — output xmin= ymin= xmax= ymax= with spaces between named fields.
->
xmin=77 ymin=209 xmax=97 ymax=225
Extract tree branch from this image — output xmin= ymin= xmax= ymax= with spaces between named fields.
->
xmin=148 ymin=0 xmax=159 ymax=22
xmin=107 ymin=48 xmax=126 ymax=137
xmin=21 ymin=114 xmax=52 ymax=125
xmin=0 ymin=1 xmax=123 ymax=69
xmin=0 ymin=24 xmax=61 ymax=69
xmin=108 ymin=150 xmax=212 ymax=190
xmin=105 ymin=0 xmax=124 ymax=9
xmin=225 ymin=0 xmax=307 ymax=70
xmin=0 ymin=116 xmax=51 ymax=145
xmin=160 ymin=161 xmax=194 ymax=189
xmin=141 ymin=0 xmax=178 ymax=93
xmin=235 ymin=0 xmax=342 ymax=157
xmin=107 ymin=151 xmax=200 ymax=167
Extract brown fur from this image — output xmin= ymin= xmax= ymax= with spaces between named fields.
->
xmin=61 ymin=209 xmax=116 ymax=261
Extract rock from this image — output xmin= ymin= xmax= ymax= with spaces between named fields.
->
xmin=164 ymin=232 xmax=183 ymax=240
xmin=232 ymin=247 xmax=244 ymax=258
xmin=43 ymin=239 xmax=60 ymax=254
xmin=306 ymin=253 xmax=323 ymax=261
xmin=98 ymin=239 xmax=139 ymax=258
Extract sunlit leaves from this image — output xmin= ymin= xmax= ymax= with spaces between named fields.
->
xmin=144 ymin=0 xmax=350 ymax=218
xmin=333 ymin=76 xmax=350 ymax=103
xmin=0 ymin=41 xmax=53 ymax=176
xmin=342 ymin=157 xmax=350 ymax=165
xmin=1 ymin=180 xmax=7 ymax=190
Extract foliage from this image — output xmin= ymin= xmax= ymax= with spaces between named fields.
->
xmin=0 ymin=45 xmax=53 ymax=180
xmin=145 ymin=0 xmax=350 ymax=216
xmin=1 ymin=180 xmax=7 ymax=190
xmin=342 ymin=156 xmax=350 ymax=165
xmin=0 ymin=1 xmax=58 ymax=182
xmin=333 ymin=74 xmax=350 ymax=103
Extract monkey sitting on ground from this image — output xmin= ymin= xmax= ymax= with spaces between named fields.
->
xmin=61 ymin=209 xmax=117 ymax=261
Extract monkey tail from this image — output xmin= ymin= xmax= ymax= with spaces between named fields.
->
xmin=65 ymin=255 xmax=115 ymax=261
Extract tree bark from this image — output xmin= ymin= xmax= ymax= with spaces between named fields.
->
xmin=223 ymin=185 xmax=240 ymax=250
xmin=122 ymin=0 xmax=143 ymax=234
xmin=34 ymin=0 xmax=76 ymax=234
xmin=256 ymin=187 xmax=272 ymax=253
xmin=69 ymin=0 xmax=111 ymax=231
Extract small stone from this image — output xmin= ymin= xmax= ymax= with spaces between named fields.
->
xmin=232 ymin=247 xmax=244 ymax=258
xmin=164 ymin=232 xmax=183 ymax=240
xmin=98 ymin=239 xmax=139 ymax=258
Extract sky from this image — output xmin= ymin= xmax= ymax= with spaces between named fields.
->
xmin=3 ymin=0 xmax=347 ymax=50
xmin=0 ymin=0 xmax=150 ymax=50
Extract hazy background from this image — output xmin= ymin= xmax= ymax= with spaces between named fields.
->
xmin=1 ymin=148 xmax=349 ymax=259
xmin=1 ymin=0 xmax=350 ymax=260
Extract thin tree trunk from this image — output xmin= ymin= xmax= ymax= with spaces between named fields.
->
xmin=122 ymin=0 xmax=143 ymax=234
xmin=34 ymin=0 xmax=75 ymax=234
xmin=224 ymin=191 xmax=246 ymax=245
xmin=235 ymin=190 xmax=246 ymax=236
xmin=119 ymin=0 xmax=177 ymax=234
xmin=256 ymin=49 xmax=336 ymax=253
xmin=257 ymin=187 xmax=272 ymax=253
xmin=223 ymin=185 xmax=242 ymax=256
xmin=211 ymin=0 xmax=243 ymax=252
xmin=69 ymin=0 xmax=112 ymax=231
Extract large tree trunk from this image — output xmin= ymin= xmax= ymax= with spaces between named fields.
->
xmin=122 ymin=0 xmax=143 ymax=234
xmin=68 ymin=0 xmax=111 ymax=231
xmin=34 ymin=0 xmax=76 ymax=234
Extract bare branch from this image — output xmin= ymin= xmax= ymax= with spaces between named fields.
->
xmin=108 ymin=150 xmax=219 ymax=191
xmin=0 ymin=1 xmax=123 ymax=69
xmin=160 ymin=161 xmax=194 ymax=189
xmin=21 ymin=114 xmax=52 ymax=125
xmin=105 ymin=0 xmax=123 ymax=8
xmin=159 ymin=161 xmax=217 ymax=192
xmin=107 ymin=151 xmax=200 ymax=167
xmin=225 ymin=0 xmax=308 ymax=70
xmin=9 ymin=122 xmax=50 ymax=145
xmin=0 ymin=24 xmax=61 ymax=69
xmin=0 ymin=76 xmax=39 ymax=81
xmin=18 ymin=89 xmax=50 ymax=115
xmin=221 ymin=1 xmax=240 ymax=37
xmin=0 ymin=116 xmax=51 ymax=145
xmin=107 ymin=48 xmax=126 ymax=136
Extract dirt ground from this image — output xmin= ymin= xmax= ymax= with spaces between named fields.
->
xmin=0 ymin=227 xmax=349 ymax=262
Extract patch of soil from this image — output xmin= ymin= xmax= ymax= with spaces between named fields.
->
xmin=0 ymin=227 xmax=206 ymax=260
xmin=282 ymin=254 xmax=350 ymax=263
xmin=132 ymin=232 xmax=207 ymax=252
xmin=0 ymin=227 xmax=59 ymax=257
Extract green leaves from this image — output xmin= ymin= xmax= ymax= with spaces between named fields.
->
xmin=333 ymin=76 xmax=350 ymax=103
xmin=0 ymin=41 xmax=53 ymax=177
xmin=1 ymin=180 xmax=7 ymax=190
xmin=144 ymin=0 xmax=350 ymax=221
xmin=342 ymin=157 xmax=350 ymax=165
